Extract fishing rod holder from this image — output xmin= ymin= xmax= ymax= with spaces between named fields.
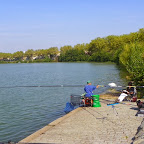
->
xmin=107 ymin=103 xmax=119 ymax=116
xmin=111 ymin=105 xmax=118 ymax=116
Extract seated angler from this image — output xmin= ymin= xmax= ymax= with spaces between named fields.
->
xmin=84 ymin=81 xmax=99 ymax=105
xmin=126 ymin=81 xmax=137 ymax=102
xmin=115 ymin=81 xmax=137 ymax=103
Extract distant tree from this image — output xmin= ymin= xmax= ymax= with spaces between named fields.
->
xmin=0 ymin=53 xmax=12 ymax=59
xmin=48 ymin=47 xmax=59 ymax=55
xmin=88 ymin=37 xmax=108 ymax=54
xmin=13 ymin=51 xmax=24 ymax=61
xmin=46 ymin=47 xmax=59 ymax=61
xmin=60 ymin=48 xmax=89 ymax=62
xmin=60 ymin=45 xmax=72 ymax=55
xmin=24 ymin=49 xmax=34 ymax=60
xmin=34 ymin=49 xmax=46 ymax=59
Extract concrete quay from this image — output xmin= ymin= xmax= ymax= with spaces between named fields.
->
xmin=19 ymin=101 xmax=143 ymax=144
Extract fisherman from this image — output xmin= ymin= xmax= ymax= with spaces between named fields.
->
xmin=116 ymin=81 xmax=137 ymax=102
xmin=127 ymin=82 xmax=135 ymax=96
xmin=84 ymin=81 xmax=99 ymax=105
xmin=84 ymin=81 xmax=99 ymax=96
xmin=126 ymin=81 xmax=137 ymax=102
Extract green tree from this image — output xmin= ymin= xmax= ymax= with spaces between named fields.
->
xmin=88 ymin=37 xmax=108 ymax=54
xmin=60 ymin=48 xmax=89 ymax=62
xmin=138 ymin=28 xmax=144 ymax=42
xmin=60 ymin=45 xmax=72 ymax=55
xmin=24 ymin=49 xmax=34 ymax=60
xmin=119 ymin=43 xmax=144 ymax=85
xmin=13 ymin=51 xmax=24 ymax=61
xmin=47 ymin=47 xmax=59 ymax=55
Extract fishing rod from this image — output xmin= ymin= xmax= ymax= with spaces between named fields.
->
xmin=0 ymin=83 xmax=115 ymax=89
xmin=0 ymin=82 xmax=144 ymax=89
xmin=0 ymin=85 xmax=85 ymax=89
xmin=0 ymin=83 xmax=112 ymax=89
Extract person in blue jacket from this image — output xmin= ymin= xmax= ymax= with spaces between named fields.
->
xmin=84 ymin=81 xmax=99 ymax=97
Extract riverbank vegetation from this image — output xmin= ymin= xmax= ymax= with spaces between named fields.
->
xmin=0 ymin=28 xmax=144 ymax=88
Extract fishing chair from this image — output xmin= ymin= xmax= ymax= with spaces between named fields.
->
xmin=70 ymin=94 xmax=93 ymax=107
xmin=83 ymin=97 xmax=93 ymax=107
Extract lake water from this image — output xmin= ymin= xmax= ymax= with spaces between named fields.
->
xmin=0 ymin=63 xmax=126 ymax=142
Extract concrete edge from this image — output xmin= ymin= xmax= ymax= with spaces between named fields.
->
xmin=19 ymin=107 xmax=83 ymax=143
xmin=133 ymin=139 xmax=144 ymax=144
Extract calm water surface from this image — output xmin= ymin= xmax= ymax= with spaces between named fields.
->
xmin=0 ymin=63 xmax=126 ymax=142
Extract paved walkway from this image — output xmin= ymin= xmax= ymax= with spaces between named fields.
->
xmin=19 ymin=101 xmax=143 ymax=144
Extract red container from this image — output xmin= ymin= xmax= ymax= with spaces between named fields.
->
xmin=131 ymin=97 xmax=137 ymax=102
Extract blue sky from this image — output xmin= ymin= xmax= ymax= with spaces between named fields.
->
xmin=0 ymin=0 xmax=144 ymax=53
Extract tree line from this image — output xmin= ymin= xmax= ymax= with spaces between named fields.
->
xmin=0 ymin=28 xmax=144 ymax=87
xmin=0 ymin=47 xmax=59 ymax=63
